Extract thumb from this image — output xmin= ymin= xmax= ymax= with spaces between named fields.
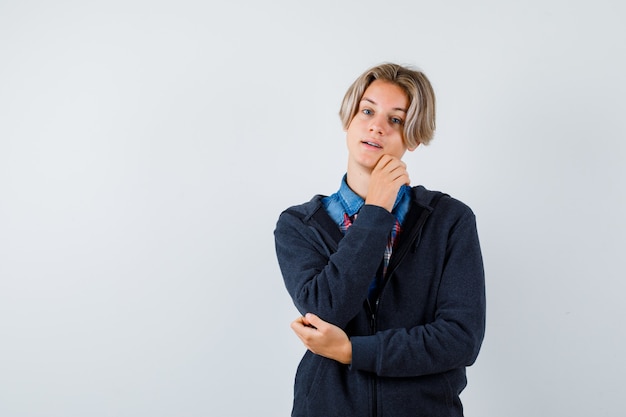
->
xmin=305 ymin=313 xmax=323 ymax=329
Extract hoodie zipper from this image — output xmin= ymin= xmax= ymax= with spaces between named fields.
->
xmin=366 ymin=205 xmax=428 ymax=417
xmin=368 ymin=298 xmax=379 ymax=417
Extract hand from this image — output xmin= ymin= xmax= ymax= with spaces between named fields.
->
xmin=365 ymin=155 xmax=410 ymax=212
xmin=291 ymin=313 xmax=352 ymax=365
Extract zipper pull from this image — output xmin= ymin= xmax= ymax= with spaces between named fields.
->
xmin=370 ymin=299 xmax=380 ymax=333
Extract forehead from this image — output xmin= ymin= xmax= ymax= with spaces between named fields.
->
xmin=361 ymin=80 xmax=409 ymax=109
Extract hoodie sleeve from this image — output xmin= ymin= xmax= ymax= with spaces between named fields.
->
xmin=274 ymin=204 xmax=395 ymax=329
xmin=350 ymin=208 xmax=486 ymax=377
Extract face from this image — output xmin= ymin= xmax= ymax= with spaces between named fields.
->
xmin=345 ymin=80 xmax=416 ymax=173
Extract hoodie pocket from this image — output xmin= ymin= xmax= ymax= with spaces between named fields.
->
xmin=378 ymin=372 xmax=462 ymax=417
xmin=293 ymin=352 xmax=331 ymax=413
xmin=294 ymin=353 xmax=369 ymax=417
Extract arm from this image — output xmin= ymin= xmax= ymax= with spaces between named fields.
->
xmin=289 ymin=209 xmax=486 ymax=377
xmin=275 ymin=156 xmax=409 ymax=328
xmin=275 ymin=204 xmax=394 ymax=328
xmin=350 ymin=210 xmax=486 ymax=377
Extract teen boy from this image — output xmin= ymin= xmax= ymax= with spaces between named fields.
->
xmin=274 ymin=63 xmax=486 ymax=417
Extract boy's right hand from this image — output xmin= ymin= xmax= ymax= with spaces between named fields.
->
xmin=364 ymin=155 xmax=410 ymax=212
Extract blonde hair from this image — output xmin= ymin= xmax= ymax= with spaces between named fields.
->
xmin=339 ymin=63 xmax=436 ymax=147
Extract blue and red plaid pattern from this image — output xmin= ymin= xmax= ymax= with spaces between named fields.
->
xmin=342 ymin=213 xmax=401 ymax=277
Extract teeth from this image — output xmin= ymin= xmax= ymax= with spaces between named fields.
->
xmin=365 ymin=141 xmax=381 ymax=148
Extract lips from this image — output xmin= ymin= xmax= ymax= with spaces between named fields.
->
xmin=362 ymin=140 xmax=382 ymax=149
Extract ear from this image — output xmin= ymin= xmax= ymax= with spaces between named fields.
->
xmin=407 ymin=142 xmax=420 ymax=152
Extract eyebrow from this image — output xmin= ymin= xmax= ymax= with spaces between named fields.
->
xmin=361 ymin=97 xmax=407 ymax=113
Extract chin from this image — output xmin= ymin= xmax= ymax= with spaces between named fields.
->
xmin=349 ymin=153 xmax=379 ymax=172
xmin=357 ymin=160 xmax=378 ymax=171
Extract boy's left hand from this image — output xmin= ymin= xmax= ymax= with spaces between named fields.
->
xmin=291 ymin=313 xmax=352 ymax=365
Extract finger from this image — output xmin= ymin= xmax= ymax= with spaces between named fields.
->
xmin=381 ymin=158 xmax=407 ymax=176
xmin=386 ymin=158 xmax=406 ymax=171
xmin=292 ymin=328 xmax=310 ymax=348
xmin=290 ymin=318 xmax=302 ymax=332
xmin=392 ymin=167 xmax=409 ymax=182
xmin=373 ymin=154 xmax=394 ymax=171
xmin=299 ymin=314 xmax=310 ymax=326
xmin=291 ymin=319 xmax=312 ymax=341
xmin=292 ymin=315 xmax=317 ymax=333
xmin=292 ymin=316 xmax=310 ymax=330
xmin=395 ymin=172 xmax=410 ymax=186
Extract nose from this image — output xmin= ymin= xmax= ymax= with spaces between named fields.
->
xmin=368 ymin=114 xmax=385 ymax=135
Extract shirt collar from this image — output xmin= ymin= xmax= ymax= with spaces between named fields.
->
xmin=337 ymin=174 xmax=411 ymax=217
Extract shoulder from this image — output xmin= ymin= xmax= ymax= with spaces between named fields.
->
xmin=409 ymin=186 xmax=481 ymax=248
xmin=411 ymin=185 xmax=476 ymax=220
xmin=277 ymin=195 xmax=326 ymax=222
xmin=274 ymin=195 xmax=337 ymax=247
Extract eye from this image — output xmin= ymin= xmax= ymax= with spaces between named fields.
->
xmin=362 ymin=108 xmax=373 ymax=115
xmin=390 ymin=117 xmax=403 ymax=125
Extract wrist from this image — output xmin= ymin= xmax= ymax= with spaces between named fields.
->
xmin=341 ymin=340 xmax=352 ymax=365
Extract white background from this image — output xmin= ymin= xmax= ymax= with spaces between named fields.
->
xmin=1 ymin=1 xmax=625 ymax=416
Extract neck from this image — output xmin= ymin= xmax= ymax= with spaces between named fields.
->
xmin=346 ymin=164 xmax=371 ymax=200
